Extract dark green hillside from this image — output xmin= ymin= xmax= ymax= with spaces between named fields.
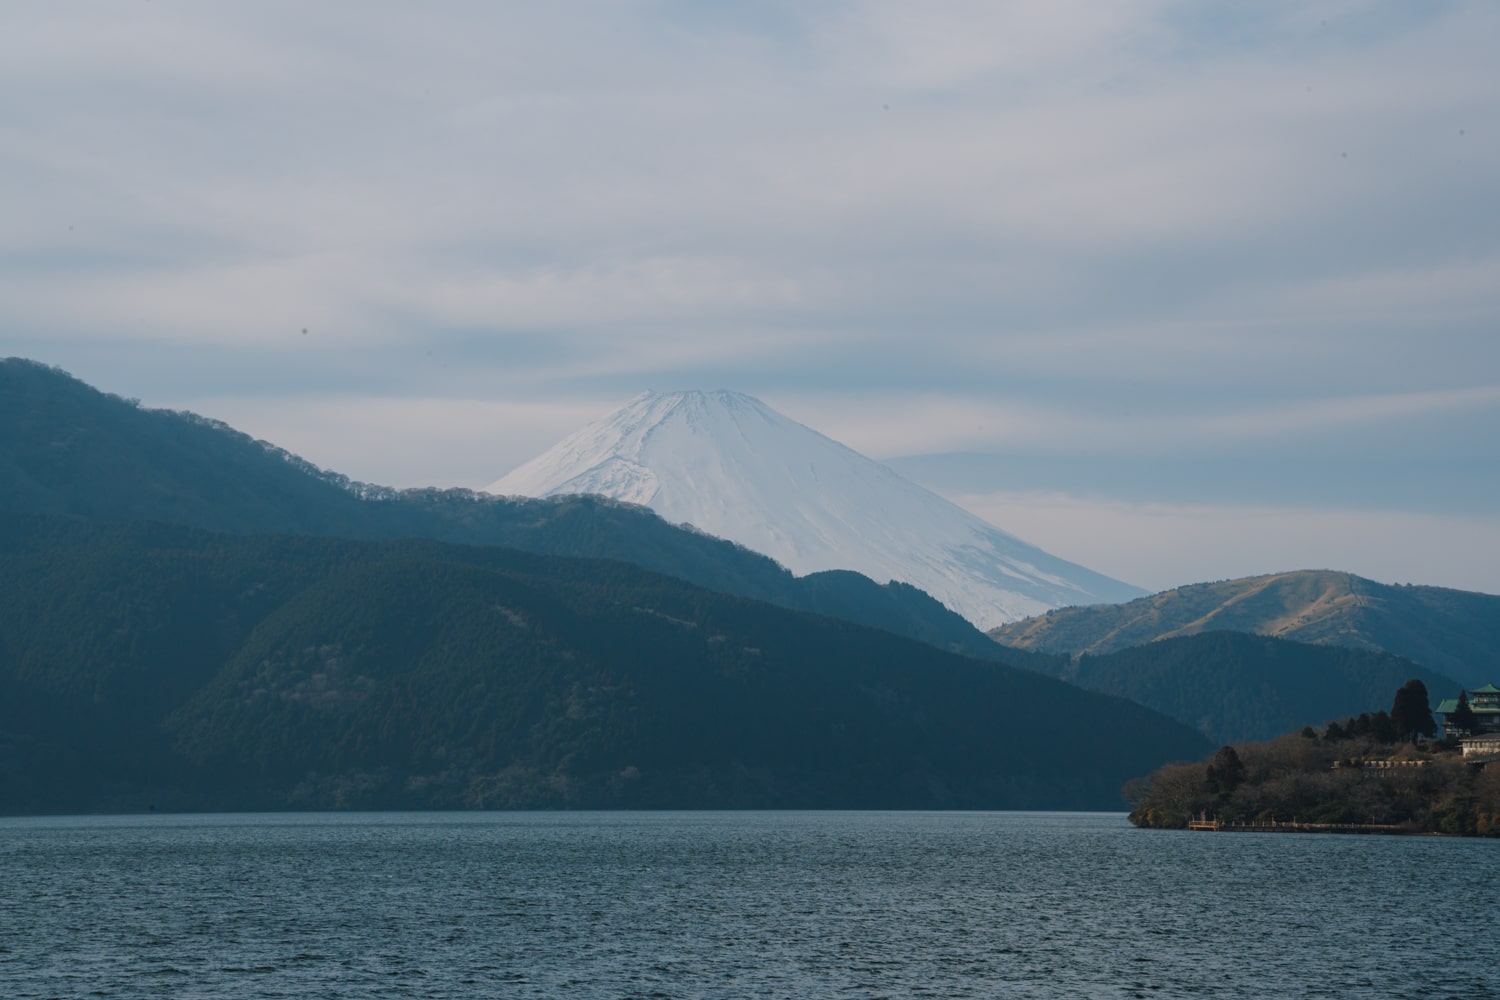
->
xmin=1003 ymin=631 xmax=1454 ymax=745
xmin=0 ymin=358 xmax=999 ymax=660
xmin=0 ymin=359 xmax=373 ymax=535
xmin=0 ymin=517 xmax=361 ymax=807
xmin=388 ymin=491 xmax=1000 ymax=660
xmin=0 ymin=516 xmax=1210 ymax=814
xmin=990 ymin=570 xmax=1499 ymax=688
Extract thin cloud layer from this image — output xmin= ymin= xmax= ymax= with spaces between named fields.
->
xmin=3 ymin=1 xmax=1496 ymax=592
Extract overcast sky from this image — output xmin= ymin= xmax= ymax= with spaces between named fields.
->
xmin=5 ymin=2 xmax=1497 ymax=595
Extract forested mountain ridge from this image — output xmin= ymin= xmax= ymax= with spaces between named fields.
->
xmin=0 ymin=357 xmax=1004 ymax=659
xmin=0 ymin=515 xmax=1211 ymax=813
xmin=1007 ymin=630 xmax=1456 ymax=745
xmin=989 ymin=570 xmax=1499 ymax=688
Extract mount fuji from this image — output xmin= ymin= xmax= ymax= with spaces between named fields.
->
xmin=485 ymin=391 xmax=1145 ymax=628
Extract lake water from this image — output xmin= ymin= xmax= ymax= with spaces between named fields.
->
xmin=1 ymin=811 xmax=1495 ymax=999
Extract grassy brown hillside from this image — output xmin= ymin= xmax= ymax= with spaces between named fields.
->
xmin=989 ymin=570 xmax=1499 ymax=688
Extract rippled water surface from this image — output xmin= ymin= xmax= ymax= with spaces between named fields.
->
xmin=2 ymin=811 xmax=1495 ymax=998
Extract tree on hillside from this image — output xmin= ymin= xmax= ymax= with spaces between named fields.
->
xmin=1206 ymin=745 xmax=1246 ymax=794
xmin=1390 ymin=679 xmax=1437 ymax=741
xmin=1345 ymin=710 xmax=1397 ymax=742
xmin=1452 ymin=690 xmax=1479 ymax=735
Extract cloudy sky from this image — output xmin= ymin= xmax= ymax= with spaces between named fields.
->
xmin=5 ymin=2 xmax=1498 ymax=595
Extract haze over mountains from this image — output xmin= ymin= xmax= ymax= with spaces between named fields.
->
xmin=488 ymin=390 xmax=1145 ymax=628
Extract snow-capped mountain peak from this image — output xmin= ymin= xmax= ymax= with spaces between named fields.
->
xmin=487 ymin=390 xmax=1144 ymax=627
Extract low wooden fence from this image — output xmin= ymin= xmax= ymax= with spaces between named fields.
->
xmin=1187 ymin=816 xmax=1409 ymax=834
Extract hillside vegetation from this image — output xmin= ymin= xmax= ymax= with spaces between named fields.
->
xmin=0 ymin=515 xmax=1211 ymax=814
xmin=990 ymin=570 xmax=1499 ymax=688
xmin=1005 ymin=631 xmax=1454 ymax=745
xmin=1127 ymin=723 xmax=1500 ymax=837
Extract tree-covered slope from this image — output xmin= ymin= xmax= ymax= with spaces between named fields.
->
xmin=0 ymin=357 xmax=1001 ymax=660
xmin=0 ymin=359 xmax=377 ymax=534
xmin=0 ymin=516 xmax=1211 ymax=814
xmin=989 ymin=570 xmax=1498 ymax=688
xmin=1010 ymin=631 xmax=1455 ymax=745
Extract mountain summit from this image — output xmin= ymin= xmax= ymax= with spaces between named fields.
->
xmin=486 ymin=390 xmax=1144 ymax=627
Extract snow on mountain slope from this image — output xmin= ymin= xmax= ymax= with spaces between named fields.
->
xmin=485 ymin=391 xmax=1145 ymax=628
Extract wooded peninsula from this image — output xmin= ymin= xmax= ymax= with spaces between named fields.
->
xmin=1127 ymin=683 xmax=1500 ymax=836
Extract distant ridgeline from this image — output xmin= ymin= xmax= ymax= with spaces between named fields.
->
xmin=989 ymin=570 xmax=1500 ymax=690
xmin=0 ymin=359 xmax=1209 ymax=813
xmin=989 ymin=569 xmax=1500 ymax=746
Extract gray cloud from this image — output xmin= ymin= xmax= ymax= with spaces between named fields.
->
xmin=3 ymin=1 xmax=1497 ymax=592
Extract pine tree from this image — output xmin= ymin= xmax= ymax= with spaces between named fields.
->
xmin=1206 ymin=745 xmax=1246 ymax=794
xmin=1390 ymin=679 xmax=1436 ymax=741
xmin=1452 ymin=690 xmax=1479 ymax=734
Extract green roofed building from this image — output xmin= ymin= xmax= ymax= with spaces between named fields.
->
xmin=1435 ymin=683 xmax=1500 ymax=737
